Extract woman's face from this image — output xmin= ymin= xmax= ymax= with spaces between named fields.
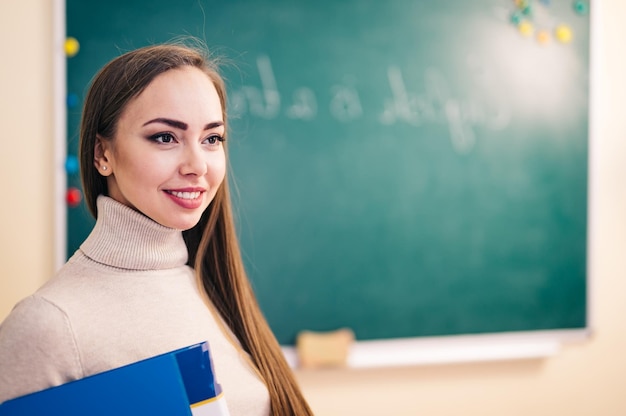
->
xmin=95 ymin=66 xmax=226 ymax=230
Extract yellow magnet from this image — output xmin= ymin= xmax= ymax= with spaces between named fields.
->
xmin=64 ymin=37 xmax=80 ymax=57
xmin=518 ymin=21 xmax=534 ymax=37
xmin=555 ymin=24 xmax=573 ymax=43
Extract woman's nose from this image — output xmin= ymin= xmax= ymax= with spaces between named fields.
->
xmin=180 ymin=144 xmax=208 ymax=176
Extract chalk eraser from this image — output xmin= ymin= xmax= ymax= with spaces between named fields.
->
xmin=296 ymin=328 xmax=355 ymax=369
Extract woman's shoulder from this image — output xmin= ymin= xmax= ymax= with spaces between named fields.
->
xmin=0 ymin=294 xmax=74 ymax=344
xmin=0 ymin=294 xmax=82 ymax=359
xmin=0 ymin=295 xmax=84 ymax=403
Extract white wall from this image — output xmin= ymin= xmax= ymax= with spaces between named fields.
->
xmin=1 ymin=1 xmax=624 ymax=415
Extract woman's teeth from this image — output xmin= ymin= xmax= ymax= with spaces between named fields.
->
xmin=169 ymin=191 xmax=201 ymax=200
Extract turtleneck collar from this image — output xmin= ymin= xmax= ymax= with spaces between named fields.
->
xmin=79 ymin=196 xmax=189 ymax=270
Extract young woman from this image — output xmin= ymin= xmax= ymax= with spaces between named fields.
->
xmin=0 ymin=43 xmax=312 ymax=416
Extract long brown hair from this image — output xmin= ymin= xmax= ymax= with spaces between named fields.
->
xmin=79 ymin=42 xmax=312 ymax=415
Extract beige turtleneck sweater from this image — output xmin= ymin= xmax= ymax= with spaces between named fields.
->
xmin=0 ymin=196 xmax=270 ymax=415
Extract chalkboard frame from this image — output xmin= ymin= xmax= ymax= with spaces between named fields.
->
xmin=53 ymin=0 xmax=593 ymax=365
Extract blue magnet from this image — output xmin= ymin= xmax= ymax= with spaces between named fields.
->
xmin=67 ymin=93 xmax=79 ymax=108
xmin=65 ymin=155 xmax=79 ymax=175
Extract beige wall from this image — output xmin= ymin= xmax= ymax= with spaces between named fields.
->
xmin=0 ymin=1 xmax=55 ymax=320
xmin=1 ymin=1 xmax=624 ymax=415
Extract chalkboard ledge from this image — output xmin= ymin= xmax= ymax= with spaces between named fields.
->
xmin=283 ymin=329 xmax=588 ymax=369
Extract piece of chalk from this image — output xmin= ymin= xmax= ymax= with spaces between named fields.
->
xmin=296 ymin=328 xmax=355 ymax=369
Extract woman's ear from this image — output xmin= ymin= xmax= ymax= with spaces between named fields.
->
xmin=94 ymin=135 xmax=112 ymax=176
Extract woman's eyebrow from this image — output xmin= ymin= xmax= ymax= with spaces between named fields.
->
xmin=143 ymin=118 xmax=188 ymax=130
xmin=204 ymin=121 xmax=224 ymax=130
xmin=142 ymin=118 xmax=224 ymax=131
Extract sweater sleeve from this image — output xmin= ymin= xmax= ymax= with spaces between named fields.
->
xmin=0 ymin=295 xmax=84 ymax=404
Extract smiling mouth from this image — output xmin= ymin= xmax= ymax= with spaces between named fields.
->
xmin=166 ymin=190 xmax=202 ymax=200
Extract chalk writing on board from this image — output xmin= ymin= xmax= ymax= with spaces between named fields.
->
xmin=230 ymin=55 xmax=511 ymax=153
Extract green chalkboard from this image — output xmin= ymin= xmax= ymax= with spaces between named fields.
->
xmin=65 ymin=0 xmax=590 ymax=345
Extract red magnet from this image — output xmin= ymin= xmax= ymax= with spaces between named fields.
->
xmin=66 ymin=187 xmax=82 ymax=207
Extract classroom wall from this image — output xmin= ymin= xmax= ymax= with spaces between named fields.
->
xmin=0 ymin=1 xmax=624 ymax=415
xmin=0 ymin=1 xmax=55 ymax=320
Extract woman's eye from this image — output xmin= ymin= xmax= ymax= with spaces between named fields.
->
xmin=204 ymin=134 xmax=225 ymax=145
xmin=150 ymin=133 xmax=176 ymax=144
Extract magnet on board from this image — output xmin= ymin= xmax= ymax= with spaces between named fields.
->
xmin=573 ymin=0 xmax=589 ymax=15
xmin=66 ymin=187 xmax=82 ymax=207
xmin=555 ymin=24 xmax=573 ymax=43
xmin=67 ymin=93 xmax=79 ymax=109
xmin=518 ymin=20 xmax=534 ymax=37
xmin=64 ymin=37 xmax=80 ymax=57
xmin=65 ymin=155 xmax=79 ymax=175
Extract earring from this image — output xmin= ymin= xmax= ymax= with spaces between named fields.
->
xmin=102 ymin=166 xmax=107 ymax=171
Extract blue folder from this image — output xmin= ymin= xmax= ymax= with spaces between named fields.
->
xmin=0 ymin=341 xmax=223 ymax=415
